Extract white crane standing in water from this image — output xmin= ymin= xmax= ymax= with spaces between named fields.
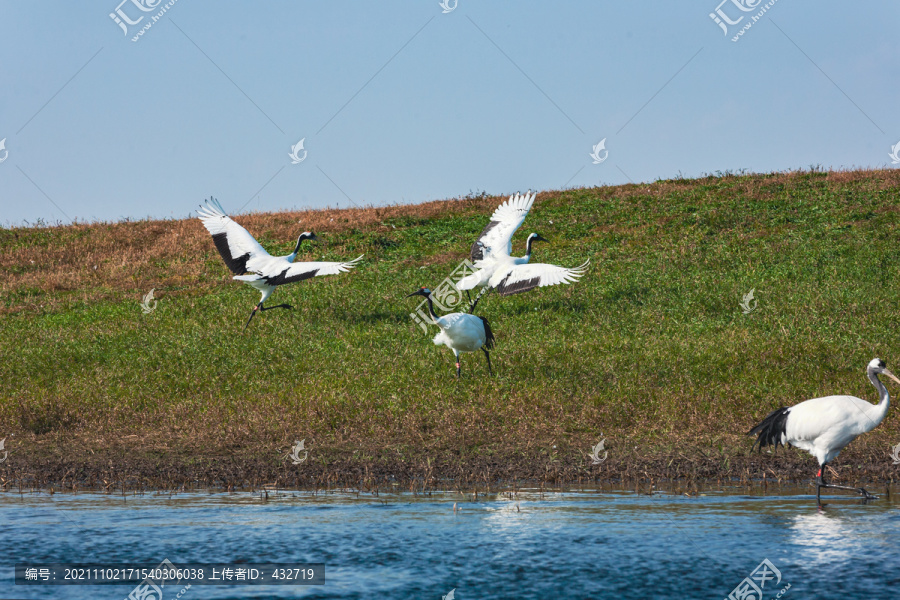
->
xmin=406 ymin=287 xmax=495 ymax=378
xmin=749 ymin=358 xmax=900 ymax=503
xmin=197 ymin=197 xmax=363 ymax=329
xmin=456 ymin=192 xmax=589 ymax=312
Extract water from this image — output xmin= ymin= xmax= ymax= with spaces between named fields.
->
xmin=3 ymin=486 xmax=899 ymax=599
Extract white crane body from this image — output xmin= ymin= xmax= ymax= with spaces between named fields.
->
xmin=782 ymin=394 xmax=888 ymax=465
xmin=432 ymin=312 xmax=489 ymax=354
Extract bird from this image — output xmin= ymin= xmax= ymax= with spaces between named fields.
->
xmin=197 ymin=197 xmax=363 ymax=329
xmin=457 ymin=192 xmax=538 ymax=299
xmin=406 ymin=287 xmax=494 ymax=378
xmin=455 ymin=192 xmax=589 ymax=312
xmin=749 ymin=358 xmax=900 ymax=503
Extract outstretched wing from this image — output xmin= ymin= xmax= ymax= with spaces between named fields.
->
xmin=260 ymin=255 xmax=364 ymax=286
xmin=495 ymin=259 xmax=589 ymax=296
xmin=470 ymin=192 xmax=535 ymax=261
xmin=197 ymin=197 xmax=269 ymax=275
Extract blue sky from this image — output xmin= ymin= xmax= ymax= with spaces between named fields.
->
xmin=1 ymin=1 xmax=898 ymax=225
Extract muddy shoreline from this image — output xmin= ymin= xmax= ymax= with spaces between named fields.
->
xmin=3 ymin=445 xmax=897 ymax=493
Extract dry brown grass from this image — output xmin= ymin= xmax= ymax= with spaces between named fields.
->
xmin=7 ymin=168 xmax=899 ymax=315
xmin=0 ymin=193 xmax=503 ymax=314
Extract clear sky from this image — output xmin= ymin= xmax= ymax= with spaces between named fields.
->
xmin=1 ymin=1 xmax=898 ymax=225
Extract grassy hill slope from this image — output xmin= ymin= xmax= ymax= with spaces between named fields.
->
xmin=3 ymin=169 xmax=900 ymax=489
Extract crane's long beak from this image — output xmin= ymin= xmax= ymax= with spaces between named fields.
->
xmin=884 ymin=369 xmax=900 ymax=386
xmin=405 ymin=290 xmax=423 ymax=298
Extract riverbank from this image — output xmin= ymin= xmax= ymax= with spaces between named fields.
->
xmin=2 ymin=432 xmax=899 ymax=492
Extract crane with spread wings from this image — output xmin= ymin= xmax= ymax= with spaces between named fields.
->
xmin=197 ymin=197 xmax=363 ymax=329
xmin=456 ymin=192 xmax=588 ymax=312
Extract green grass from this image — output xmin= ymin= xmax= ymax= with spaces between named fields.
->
xmin=3 ymin=170 xmax=900 ymax=486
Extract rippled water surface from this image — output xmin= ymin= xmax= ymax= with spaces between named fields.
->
xmin=3 ymin=486 xmax=900 ymax=599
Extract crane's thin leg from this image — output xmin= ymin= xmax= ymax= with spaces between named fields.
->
xmin=468 ymin=287 xmax=489 ymax=314
xmin=816 ymin=464 xmax=877 ymax=501
xmin=819 ymin=484 xmax=877 ymax=500
xmin=244 ymin=303 xmax=261 ymax=330
xmin=822 ymin=484 xmax=877 ymax=500
xmin=244 ymin=301 xmax=294 ymax=330
xmin=482 ymin=348 xmax=493 ymax=376
xmin=816 ymin=466 xmax=824 ymax=504
xmin=454 ymin=350 xmax=461 ymax=379
xmin=259 ymin=303 xmax=293 ymax=311
xmin=466 ymin=290 xmax=472 ymax=305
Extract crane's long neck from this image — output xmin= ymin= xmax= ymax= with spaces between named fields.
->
xmin=287 ymin=237 xmax=304 ymax=263
xmin=525 ymin=235 xmax=535 ymax=258
xmin=423 ymin=295 xmax=440 ymax=323
xmin=867 ymin=370 xmax=891 ymax=426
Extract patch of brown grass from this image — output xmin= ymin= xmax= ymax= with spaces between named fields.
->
xmin=0 ymin=193 xmax=505 ymax=314
xmin=4 ymin=169 xmax=899 ymax=315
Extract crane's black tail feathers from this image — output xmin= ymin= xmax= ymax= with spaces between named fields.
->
xmin=748 ymin=406 xmax=790 ymax=453
xmin=479 ymin=316 xmax=495 ymax=350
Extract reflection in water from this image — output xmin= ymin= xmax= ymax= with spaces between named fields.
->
xmin=790 ymin=504 xmax=896 ymax=566
xmin=790 ymin=511 xmax=860 ymax=563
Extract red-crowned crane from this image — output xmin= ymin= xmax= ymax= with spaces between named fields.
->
xmin=406 ymin=287 xmax=494 ymax=378
xmin=749 ymin=358 xmax=900 ymax=503
xmin=197 ymin=197 xmax=363 ymax=329
xmin=455 ymin=192 xmax=589 ymax=312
